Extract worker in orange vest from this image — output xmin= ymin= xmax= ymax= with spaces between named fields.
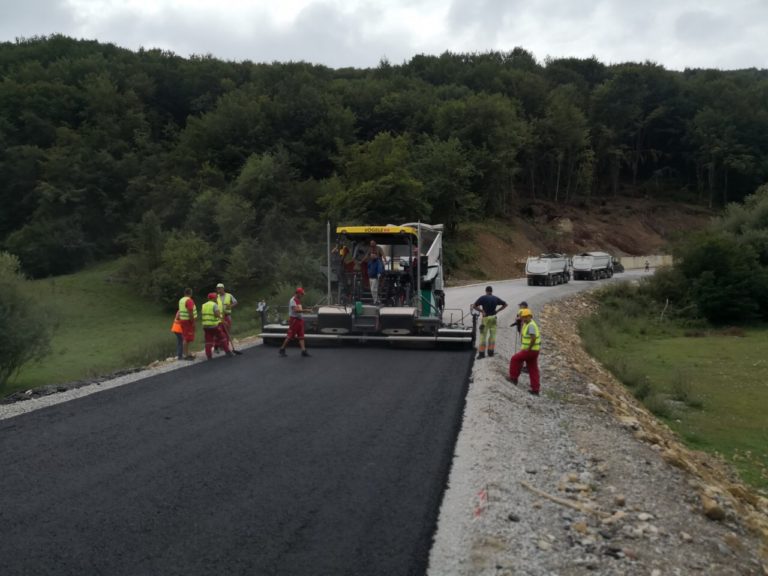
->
xmin=171 ymin=311 xmax=183 ymax=360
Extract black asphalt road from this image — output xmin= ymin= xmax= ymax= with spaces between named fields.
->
xmin=0 ymin=345 xmax=472 ymax=576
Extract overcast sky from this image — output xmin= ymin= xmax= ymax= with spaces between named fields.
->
xmin=1 ymin=0 xmax=766 ymax=71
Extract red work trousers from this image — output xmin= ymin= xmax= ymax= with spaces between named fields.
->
xmin=509 ymin=349 xmax=540 ymax=393
xmin=204 ymin=326 xmax=230 ymax=359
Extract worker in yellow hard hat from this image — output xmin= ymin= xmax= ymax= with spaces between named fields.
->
xmin=508 ymin=308 xmax=541 ymax=396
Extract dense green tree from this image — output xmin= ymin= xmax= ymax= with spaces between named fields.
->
xmin=1 ymin=36 xmax=768 ymax=282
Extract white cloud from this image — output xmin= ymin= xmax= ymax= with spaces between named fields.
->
xmin=0 ymin=0 xmax=765 ymax=70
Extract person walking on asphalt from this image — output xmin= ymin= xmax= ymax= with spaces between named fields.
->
xmin=279 ymin=287 xmax=311 ymax=357
xmin=201 ymin=293 xmax=232 ymax=360
xmin=472 ymin=285 xmax=507 ymax=359
xmin=178 ymin=287 xmax=197 ymax=360
xmin=508 ymin=308 xmax=541 ymax=395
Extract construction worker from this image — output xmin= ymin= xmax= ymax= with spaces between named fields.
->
xmin=215 ymin=283 xmax=238 ymax=330
xmin=171 ymin=311 xmax=183 ymax=360
xmin=178 ymin=288 xmax=198 ymax=360
xmin=510 ymin=300 xmax=528 ymax=335
xmin=472 ymin=286 xmax=508 ymax=359
xmin=201 ymin=292 xmax=232 ymax=360
xmin=367 ymin=251 xmax=384 ymax=304
xmin=508 ymin=308 xmax=541 ymax=396
xmin=279 ymin=287 xmax=311 ymax=357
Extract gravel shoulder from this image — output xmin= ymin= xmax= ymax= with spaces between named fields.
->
xmin=428 ymin=293 xmax=768 ymax=576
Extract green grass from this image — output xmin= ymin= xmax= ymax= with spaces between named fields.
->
xmin=6 ymin=259 xmax=283 ymax=395
xmin=582 ymin=303 xmax=768 ymax=492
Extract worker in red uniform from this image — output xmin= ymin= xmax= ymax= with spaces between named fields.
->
xmin=178 ymin=287 xmax=197 ymax=360
xmin=201 ymin=292 xmax=232 ymax=359
xmin=508 ymin=308 xmax=541 ymax=396
xmin=279 ymin=287 xmax=311 ymax=357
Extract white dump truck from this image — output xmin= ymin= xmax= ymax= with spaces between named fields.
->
xmin=525 ymin=253 xmax=570 ymax=286
xmin=571 ymin=251 xmax=613 ymax=280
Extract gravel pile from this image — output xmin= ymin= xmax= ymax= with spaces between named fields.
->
xmin=428 ymin=295 xmax=767 ymax=575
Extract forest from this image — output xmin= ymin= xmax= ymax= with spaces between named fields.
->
xmin=1 ymin=35 xmax=767 ymax=301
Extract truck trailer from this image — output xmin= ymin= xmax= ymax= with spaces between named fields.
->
xmin=571 ymin=251 xmax=613 ymax=280
xmin=525 ymin=253 xmax=570 ymax=286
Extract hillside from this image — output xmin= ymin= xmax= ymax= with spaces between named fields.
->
xmin=449 ymin=198 xmax=713 ymax=282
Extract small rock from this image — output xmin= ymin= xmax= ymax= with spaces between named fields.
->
xmin=507 ymin=513 xmax=520 ymax=522
xmin=723 ymin=532 xmax=743 ymax=551
xmin=680 ymin=531 xmax=692 ymax=543
xmin=651 ymin=570 xmax=661 ymax=576
xmin=614 ymin=494 xmax=626 ymax=507
xmin=637 ymin=512 xmax=654 ymax=521
xmin=572 ymin=522 xmax=589 ymax=535
xmin=603 ymin=546 xmax=624 ymax=558
xmin=537 ymin=539 xmax=552 ymax=551
xmin=623 ymin=547 xmax=639 ymax=560
xmin=701 ymin=495 xmax=726 ymax=521
xmin=601 ymin=511 xmax=627 ymax=525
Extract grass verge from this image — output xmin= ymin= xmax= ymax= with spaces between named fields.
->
xmin=5 ymin=259 xmax=292 ymax=396
xmin=579 ymin=285 xmax=768 ymax=493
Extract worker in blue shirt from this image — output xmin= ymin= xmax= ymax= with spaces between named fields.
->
xmin=472 ymin=286 xmax=508 ymax=359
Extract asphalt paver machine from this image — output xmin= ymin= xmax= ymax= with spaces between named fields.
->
xmin=259 ymin=223 xmax=474 ymax=348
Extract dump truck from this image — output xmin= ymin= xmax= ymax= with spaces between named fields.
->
xmin=259 ymin=223 xmax=474 ymax=348
xmin=571 ymin=251 xmax=613 ymax=280
xmin=525 ymin=253 xmax=570 ymax=286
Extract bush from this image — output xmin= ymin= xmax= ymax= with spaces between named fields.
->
xmin=0 ymin=252 xmax=52 ymax=390
xmin=675 ymin=232 xmax=766 ymax=324
xmin=645 ymin=394 xmax=673 ymax=419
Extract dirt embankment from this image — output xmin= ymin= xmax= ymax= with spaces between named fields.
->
xmin=450 ymin=198 xmax=713 ymax=282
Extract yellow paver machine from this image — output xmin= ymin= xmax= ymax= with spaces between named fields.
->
xmin=259 ymin=223 xmax=475 ymax=348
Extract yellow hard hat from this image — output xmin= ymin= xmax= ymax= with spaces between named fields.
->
xmin=519 ymin=308 xmax=533 ymax=317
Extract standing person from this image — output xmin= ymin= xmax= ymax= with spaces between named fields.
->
xmin=367 ymin=239 xmax=386 ymax=263
xmin=279 ymin=287 xmax=311 ymax=357
xmin=171 ymin=311 xmax=183 ymax=360
xmin=508 ymin=308 xmax=541 ymax=396
xmin=201 ymin=293 xmax=232 ymax=360
xmin=510 ymin=301 xmax=529 ymax=335
xmin=472 ymin=286 xmax=508 ymax=359
xmin=645 ymin=259 xmax=650 ymax=273
xmin=215 ymin=283 xmax=238 ymax=330
xmin=367 ymin=251 xmax=384 ymax=304
xmin=178 ymin=288 xmax=197 ymax=360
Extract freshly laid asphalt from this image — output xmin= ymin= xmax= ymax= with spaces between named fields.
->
xmin=0 ymin=345 xmax=473 ymax=576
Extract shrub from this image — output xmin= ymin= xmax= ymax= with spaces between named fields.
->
xmin=645 ymin=394 xmax=672 ymax=419
xmin=0 ymin=252 xmax=53 ymax=390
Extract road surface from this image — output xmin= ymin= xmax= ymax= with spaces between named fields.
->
xmin=0 ymin=270 xmax=650 ymax=575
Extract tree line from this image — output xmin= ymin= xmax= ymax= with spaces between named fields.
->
xmin=1 ymin=35 xmax=768 ymax=291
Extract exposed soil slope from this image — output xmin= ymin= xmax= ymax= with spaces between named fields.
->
xmin=450 ymin=198 xmax=713 ymax=282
